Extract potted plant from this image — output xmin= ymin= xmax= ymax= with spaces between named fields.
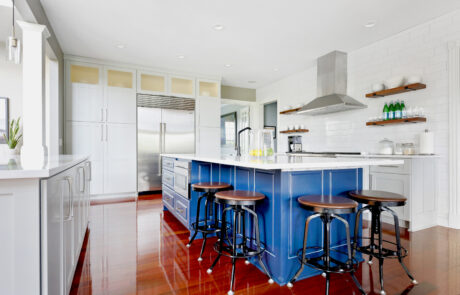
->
xmin=3 ymin=117 xmax=22 ymax=156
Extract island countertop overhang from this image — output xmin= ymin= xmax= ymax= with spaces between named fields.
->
xmin=161 ymin=154 xmax=404 ymax=171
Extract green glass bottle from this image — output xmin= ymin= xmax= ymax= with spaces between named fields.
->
xmin=383 ymin=102 xmax=389 ymax=120
xmin=395 ymin=100 xmax=402 ymax=119
xmin=401 ymin=100 xmax=407 ymax=118
xmin=389 ymin=100 xmax=395 ymax=120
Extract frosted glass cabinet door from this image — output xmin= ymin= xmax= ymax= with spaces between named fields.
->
xmin=169 ymin=76 xmax=195 ymax=98
xmin=104 ymin=123 xmax=137 ymax=194
xmin=65 ymin=122 xmax=105 ymax=195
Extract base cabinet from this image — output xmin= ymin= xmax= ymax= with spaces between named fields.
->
xmin=369 ymin=157 xmax=437 ymax=231
xmin=42 ymin=161 xmax=91 ymax=295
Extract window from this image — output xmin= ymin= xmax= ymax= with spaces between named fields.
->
xmin=221 ymin=112 xmax=237 ymax=148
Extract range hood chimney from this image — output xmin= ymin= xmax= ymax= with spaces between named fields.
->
xmin=298 ymin=51 xmax=367 ymax=115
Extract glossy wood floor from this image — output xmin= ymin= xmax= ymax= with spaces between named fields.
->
xmin=70 ymin=195 xmax=460 ymax=295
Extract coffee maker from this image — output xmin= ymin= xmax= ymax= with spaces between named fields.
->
xmin=288 ymin=136 xmax=302 ymax=153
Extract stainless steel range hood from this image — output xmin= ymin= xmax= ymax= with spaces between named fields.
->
xmin=298 ymin=51 xmax=367 ymax=115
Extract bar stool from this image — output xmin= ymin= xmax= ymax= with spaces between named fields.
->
xmin=287 ymin=195 xmax=365 ymax=295
xmin=206 ymin=190 xmax=274 ymax=295
xmin=187 ymin=182 xmax=232 ymax=261
xmin=348 ymin=190 xmax=418 ymax=295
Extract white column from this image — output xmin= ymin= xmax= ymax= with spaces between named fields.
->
xmin=448 ymin=40 xmax=460 ymax=229
xmin=17 ymin=21 xmax=50 ymax=166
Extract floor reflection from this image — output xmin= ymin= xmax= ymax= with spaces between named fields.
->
xmin=70 ymin=197 xmax=460 ymax=295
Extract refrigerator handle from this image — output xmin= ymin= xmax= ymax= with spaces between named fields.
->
xmin=158 ymin=123 xmax=163 ymax=176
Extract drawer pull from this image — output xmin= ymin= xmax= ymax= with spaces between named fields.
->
xmin=378 ymin=165 xmax=400 ymax=168
xmin=177 ymin=208 xmax=184 ymax=213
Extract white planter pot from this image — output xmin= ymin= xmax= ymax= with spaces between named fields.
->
xmin=7 ymin=148 xmax=17 ymax=156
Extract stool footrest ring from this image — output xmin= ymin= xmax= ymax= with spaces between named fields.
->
xmin=296 ymin=246 xmax=359 ymax=274
xmin=190 ymin=220 xmax=225 ymax=234
xmin=355 ymin=237 xmax=408 ymax=259
xmin=213 ymin=237 xmax=266 ymax=259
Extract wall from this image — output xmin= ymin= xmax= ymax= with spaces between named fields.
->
xmin=257 ymin=10 xmax=460 ymax=225
xmin=221 ymin=85 xmax=256 ymax=102
xmin=0 ymin=45 xmax=22 ymax=154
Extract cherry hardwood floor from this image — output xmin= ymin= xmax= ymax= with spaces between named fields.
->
xmin=70 ymin=195 xmax=460 ymax=295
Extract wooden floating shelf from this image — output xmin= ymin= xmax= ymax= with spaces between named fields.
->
xmin=366 ymin=117 xmax=426 ymax=126
xmin=366 ymin=83 xmax=426 ymax=98
xmin=280 ymin=107 xmax=301 ymax=115
xmin=280 ymin=129 xmax=309 ymax=134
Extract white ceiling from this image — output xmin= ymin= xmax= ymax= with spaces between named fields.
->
xmin=40 ymin=0 xmax=459 ymax=89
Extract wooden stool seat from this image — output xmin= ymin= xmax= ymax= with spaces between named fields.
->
xmin=348 ymin=190 xmax=406 ymax=206
xmin=215 ymin=190 xmax=265 ymax=205
xmin=192 ymin=182 xmax=231 ymax=192
xmin=298 ymin=195 xmax=358 ymax=214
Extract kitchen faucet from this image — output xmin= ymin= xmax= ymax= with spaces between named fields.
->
xmin=237 ymin=127 xmax=252 ymax=157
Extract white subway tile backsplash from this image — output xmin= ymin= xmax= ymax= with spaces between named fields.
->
xmin=257 ymin=10 xmax=460 ymax=222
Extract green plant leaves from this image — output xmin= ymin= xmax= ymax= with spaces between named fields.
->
xmin=5 ymin=117 xmax=22 ymax=149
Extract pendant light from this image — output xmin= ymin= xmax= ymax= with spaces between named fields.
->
xmin=7 ymin=0 xmax=21 ymax=64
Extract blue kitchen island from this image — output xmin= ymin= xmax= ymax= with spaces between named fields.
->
xmin=161 ymin=154 xmax=403 ymax=285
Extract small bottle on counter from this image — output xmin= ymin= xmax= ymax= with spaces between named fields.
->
xmin=388 ymin=101 xmax=395 ymax=120
xmin=383 ymin=102 xmax=389 ymax=120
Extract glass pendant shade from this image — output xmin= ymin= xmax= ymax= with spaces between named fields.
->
xmin=7 ymin=36 xmax=21 ymax=64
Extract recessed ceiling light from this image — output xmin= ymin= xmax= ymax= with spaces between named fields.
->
xmin=225 ymin=64 xmax=232 ymax=68
xmin=176 ymin=55 xmax=185 ymax=59
xmin=248 ymin=80 xmax=256 ymax=84
xmin=213 ymin=24 xmax=225 ymax=31
xmin=116 ymin=44 xmax=125 ymax=49
xmin=364 ymin=21 xmax=376 ymax=28
xmin=273 ymin=68 xmax=279 ymax=72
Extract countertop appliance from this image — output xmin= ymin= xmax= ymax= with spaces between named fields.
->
xmin=174 ymin=160 xmax=191 ymax=199
xmin=137 ymin=94 xmax=195 ymax=193
xmin=288 ymin=135 xmax=302 ymax=152
xmin=297 ymin=51 xmax=367 ymax=115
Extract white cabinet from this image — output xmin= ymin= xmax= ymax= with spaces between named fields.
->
xmin=66 ymin=63 xmax=104 ymax=122
xmin=197 ymin=96 xmax=220 ymax=128
xmin=368 ymin=157 xmax=437 ymax=231
xmin=197 ymin=79 xmax=220 ymax=98
xmin=104 ymin=123 xmax=137 ymax=194
xmin=66 ymin=62 xmax=137 ymax=197
xmin=196 ymin=127 xmax=220 ymax=157
xmin=105 ymin=67 xmax=136 ymax=124
xmin=370 ymin=172 xmax=411 ymax=221
xmin=41 ymin=160 xmax=91 ymax=295
xmin=65 ymin=122 xmax=104 ymax=195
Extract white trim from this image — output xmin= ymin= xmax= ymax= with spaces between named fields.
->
xmin=90 ymin=192 xmax=137 ymax=201
xmin=448 ymin=40 xmax=460 ymax=229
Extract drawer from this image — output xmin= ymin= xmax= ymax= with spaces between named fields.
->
xmin=163 ymin=157 xmax=174 ymax=172
xmin=370 ymin=159 xmax=410 ymax=174
xmin=174 ymin=198 xmax=188 ymax=223
xmin=162 ymin=169 xmax=174 ymax=188
xmin=162 ymin=187 xmax=175 ymax=209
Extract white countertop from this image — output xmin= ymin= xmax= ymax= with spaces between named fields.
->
xmin=0 ymin=154 xmax=89 ymax=179
xmin=334 ymin=154 xmax=440 ymax=159
xmin=161 ymin=154 xmax=404 ymax=171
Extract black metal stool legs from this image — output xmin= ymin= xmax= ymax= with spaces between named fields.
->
xmin=382 ymin=207 xmax=418 ymax=284
xmin=187 ymin=193 xmax=206 ymax=248
xmin=288 ymin=212 xmax=365 ymax=295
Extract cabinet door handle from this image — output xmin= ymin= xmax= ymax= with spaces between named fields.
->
xmin=79 ymin=167 xmax=86 ymax=193
xmin=105 ymin=124 xmax=108 ymax=141
xmin=66 ymin=176 xmax=74 ymax=218
xmin=105 ymin=108 xmax=108 ymax=122
xmin=101 ymin=108 xmax=104 ymax=121
xmin=86 ymin=161 xmax=92 ymax=181
xmin=101 ymin=125 xmax=103 ymax=141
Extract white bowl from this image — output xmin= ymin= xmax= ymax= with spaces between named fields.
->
xmin=371 ymin=83 xmax=385 ymax=92
xmin=406 ymin=75 xmax=421 ymax=84
xmin=384 ymin=76 xmax=405 ymax=89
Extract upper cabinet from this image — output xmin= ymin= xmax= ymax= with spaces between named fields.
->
xmin=169 ymin=75 xmax=195 ymax=98
xmin=137 ymin=71 xmax=167 ymax=95
xmin=197 ymin=79 xmax=220 ymax=98
xmin=104 ymin=67 xmax=136 ymax=124
xmin=66 ymin=63 xmax=104 ymax=122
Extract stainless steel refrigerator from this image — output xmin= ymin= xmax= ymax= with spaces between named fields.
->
xmin=137 ymin=94 xmax=195 ymax=192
